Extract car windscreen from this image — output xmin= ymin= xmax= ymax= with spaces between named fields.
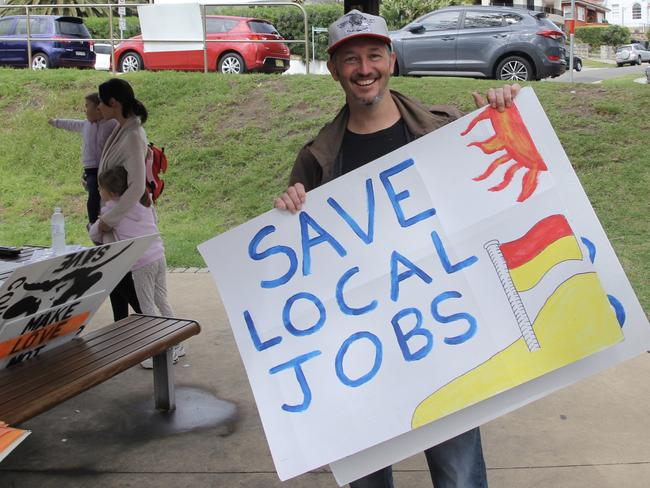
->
xmin=248 ymin=21 xmax=279 ymax=35
xmin=55 ymin=19 xmax=90 ymax=38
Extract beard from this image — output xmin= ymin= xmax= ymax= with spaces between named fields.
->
xmin=350 ymin=87 xmax=385 ymax=107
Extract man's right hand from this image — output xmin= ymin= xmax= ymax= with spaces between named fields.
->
xmin=274 ymin=183 xmax=306 ymax=214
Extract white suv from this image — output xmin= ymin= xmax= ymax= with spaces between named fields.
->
xmin=616 ymin=43 xmax=650 ymax=67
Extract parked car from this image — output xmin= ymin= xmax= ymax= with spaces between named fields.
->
xmin=93 ymin=42 xmax=112 ymax=70
xmin=615 ymin=43 xmax=650 ymax=67
xmin=113 ymin=15 xmax=290 ymax=74
xmin=389 ymin=6 xmax=566 ymax=81
xmin=564 ymin=52 xmax=582 ymax=71
xmin=0 ymin=15 xmax=94 ymax=69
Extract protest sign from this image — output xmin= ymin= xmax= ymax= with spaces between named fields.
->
xmin=199 ymin=87 xmax=650 ymax=481
xmin=0 ymin=236 xmax=155 ymax=368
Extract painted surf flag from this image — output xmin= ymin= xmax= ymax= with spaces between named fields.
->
xmin=498 ymin=214 xmax=582 ymax=291
xmin=484 ymin=214 xmax=585 ymax=351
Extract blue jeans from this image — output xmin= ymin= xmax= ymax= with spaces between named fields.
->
xmin=349 ymin=428 xmax=487 ymax=488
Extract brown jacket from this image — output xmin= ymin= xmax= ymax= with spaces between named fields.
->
xmin=289 ymin=90 xmax=463 ymax=191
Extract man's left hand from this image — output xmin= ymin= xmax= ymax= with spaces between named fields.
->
xmin=472 ymin=84 xmax=521 ymax=112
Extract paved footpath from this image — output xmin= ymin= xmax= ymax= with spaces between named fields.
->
xmin=1 ymin=272 xmax=649 ymax=487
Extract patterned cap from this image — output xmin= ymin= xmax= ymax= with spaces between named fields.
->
xmin=328 ymin=9 xmax=391 ymax=55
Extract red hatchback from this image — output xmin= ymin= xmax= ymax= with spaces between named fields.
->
xmin=113 ymin=15 xmax=290 ymax=74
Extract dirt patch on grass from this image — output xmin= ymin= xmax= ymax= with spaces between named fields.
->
xmin=219 ymin=78 xmax=291 ymax=130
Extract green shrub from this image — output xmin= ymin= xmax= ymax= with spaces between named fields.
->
xmin=84 ymin=16 xmax=141 ymax=41
xmin=576 ymin=24 xmax=630 ymax=48
xmin=601 ymin=24 xmax=631 ymax=46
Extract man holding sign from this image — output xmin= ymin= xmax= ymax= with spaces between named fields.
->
xmin=274 ymin=9 xmax=520 ymax=488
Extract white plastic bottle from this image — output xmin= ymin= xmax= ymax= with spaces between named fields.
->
xmin=51 ymin=207 xmax=66 ymax=255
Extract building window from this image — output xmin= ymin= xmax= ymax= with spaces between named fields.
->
xmin=577 ymin=6 xmax=585 ymax=20
xmin=632 ymin=3 xmax=641 ymax=19
xmin=564 ymin=5 xmax=573 ymax=17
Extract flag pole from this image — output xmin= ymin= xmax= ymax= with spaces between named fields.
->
xmin=484 ymin=240 xmax=541 ymax=352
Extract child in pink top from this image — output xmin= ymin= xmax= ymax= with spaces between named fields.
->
xmin=89 ymin=167 xmax=185 ymax=368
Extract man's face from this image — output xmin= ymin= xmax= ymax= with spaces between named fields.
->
xmin=328 ymin=37 xmax=396 ymax=107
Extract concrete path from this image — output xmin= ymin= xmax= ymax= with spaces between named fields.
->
xmin=1 ymin=273 xmax=648 ymax=487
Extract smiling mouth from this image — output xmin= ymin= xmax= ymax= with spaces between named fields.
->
xmin=355 ymin=78 xmax=377 ymax=87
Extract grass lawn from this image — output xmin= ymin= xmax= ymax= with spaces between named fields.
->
xmin=0 ymin=69 xmax=648 ymax=311
xmin=582 ymin=58 xmax=616 ymax=69
xmin=601 ymin=73 xmax=649 ymax=86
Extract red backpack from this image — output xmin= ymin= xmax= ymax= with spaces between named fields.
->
xmin=145 ymin=142 xmax=167 ymax=203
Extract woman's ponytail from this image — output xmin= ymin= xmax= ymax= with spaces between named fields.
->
xmin=132 ymin=99 xmax=148 ymax=124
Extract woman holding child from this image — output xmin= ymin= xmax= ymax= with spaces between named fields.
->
xmin=97 ymin=78 xmax=149 ymax=229
xmin=95 ymin=78 xmax=148 ymax=323
xmin=93 ymin=78 xmax=183 ymax=367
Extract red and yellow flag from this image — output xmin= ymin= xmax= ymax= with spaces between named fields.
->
xmin=500 ymin=214 xmax=582 ymax=291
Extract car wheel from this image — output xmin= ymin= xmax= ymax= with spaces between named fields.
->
xmin=31 ymin=52 xmax=49 ymax=70
xmin=496 ymin=56 xmax=533 ymax=82
xmin=120 ymin=52 xmax=143 ymax=72
xmin=616 ymin=63 xmax=623 ymax=67
xmin=575 ymin=59 xmax=582 ymax=72
xmin=219 ymin=53 xmax=246 ymax=74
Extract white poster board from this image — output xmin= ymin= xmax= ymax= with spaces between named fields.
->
xmin=199 ymin=87 xmax=650 ymax=482
xmin=138 ymin=4 xmax=204 ymax=53
xmin=0 ymin=237 xmax=155 ymax=368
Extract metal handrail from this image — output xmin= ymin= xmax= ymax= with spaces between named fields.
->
xmin=0 ymin=1 xmax=310 ymax=74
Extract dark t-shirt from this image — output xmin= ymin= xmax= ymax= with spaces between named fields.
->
xmin=340 ymin=118 xmax=408 ymax=175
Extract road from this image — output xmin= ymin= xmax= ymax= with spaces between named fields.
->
xmin=550 ymin=62 xmax=649 ymax=83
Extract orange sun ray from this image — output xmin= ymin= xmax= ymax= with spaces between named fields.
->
xmin=462 ymin=104 xmax=548 ymax=202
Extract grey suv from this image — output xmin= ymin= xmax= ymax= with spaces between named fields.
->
xmin=390 ymin=6 xmax=566 ymax=81
xmin=615 ymin=43 xmax=650 ymax=67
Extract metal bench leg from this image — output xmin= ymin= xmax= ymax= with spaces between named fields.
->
xmin=152 ymin=348 xmax=176 ymax=411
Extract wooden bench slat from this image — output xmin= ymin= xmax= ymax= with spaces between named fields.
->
xmin=0 ymin=315 xmax=155 ymax=387
xmin=0 ymin=320 xmax=197 ymax=407
xmin=0 ymin=315 xmax=200 ymax=425
xmin=0 ymin=319 xmax=195 ymax=406
xmin=0 ymin=316 xmax=182 ymax=388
